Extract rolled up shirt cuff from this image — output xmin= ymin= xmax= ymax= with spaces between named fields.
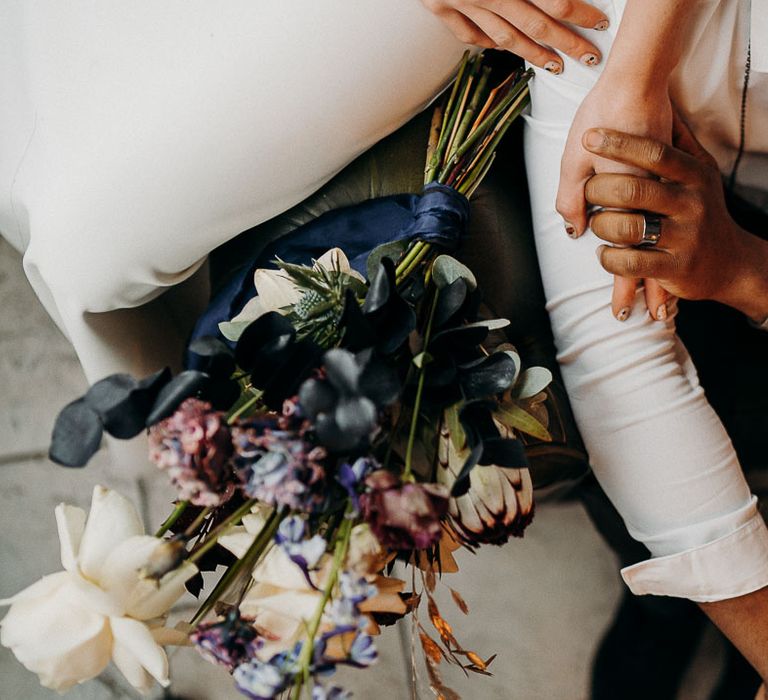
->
xmin=621 ymin=502 xmax=768 ymax=603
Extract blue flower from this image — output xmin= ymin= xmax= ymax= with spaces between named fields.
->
xmin=312 ymin=684 xmax=352 ymax=700
xmin=233 ymin=647 xmax=301 ymax=700
xmin=348 ymin=634 xmax=377 ymax=668
xmin=274 ymin=516 xmax=328 ymax=586
xmin=190 ymin=611 xmax=261 ymax=671
xmin=233 ymin=659 xmax=289 ymax=700
xmin=337 ymin=573 xmax=376 ymax=606
xmin=337 ymin=457 xmax=377 ymax=513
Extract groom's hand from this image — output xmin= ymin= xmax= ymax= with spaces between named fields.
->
xmin=422 ymin=0 xmax=609 ymax=73
xmin=583 ymin=118 xmax=768 ymax=322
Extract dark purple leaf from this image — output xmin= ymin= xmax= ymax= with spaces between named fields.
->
xmin=49 ymin=398 xmax=104 ymax=467
xmin=146 ymin=371 xmax=209 ymax=426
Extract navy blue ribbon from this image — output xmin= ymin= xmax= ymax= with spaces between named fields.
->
xmin=187 ymin=183 xmax=469 ymax=366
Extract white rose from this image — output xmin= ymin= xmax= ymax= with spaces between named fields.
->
xmin=1 ymin=486 xmax=196 ymax=694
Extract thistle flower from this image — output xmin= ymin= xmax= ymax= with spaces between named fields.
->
xmin=359 ymin=470 xmax=449 ymax=551
xmin=437 ymin=420 xmax=534 ymax=546
xmin=191 ymin=611 xmax=261 ymax=670
xmin=148 ymin=398 xmax=235 ymax=507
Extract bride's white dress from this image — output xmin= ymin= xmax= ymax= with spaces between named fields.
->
xmin=1 ymin=0 xmax=766 ymax=603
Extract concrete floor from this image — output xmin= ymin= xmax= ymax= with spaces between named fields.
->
xmin=0 ymin=239 xmax=725 ymax=699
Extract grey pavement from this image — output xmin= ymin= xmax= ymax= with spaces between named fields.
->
xmin=0 ymin=238 xmax=724 ymax=699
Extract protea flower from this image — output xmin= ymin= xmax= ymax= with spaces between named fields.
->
xmin=437 ymin=418 xmax=534 ymax=546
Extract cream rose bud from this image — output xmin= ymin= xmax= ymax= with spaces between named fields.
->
xmin=0 ymin=486 xmax=197 ymax=694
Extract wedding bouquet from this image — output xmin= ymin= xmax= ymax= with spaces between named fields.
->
xmin=1 ymin=53 xmax=550 ymax=699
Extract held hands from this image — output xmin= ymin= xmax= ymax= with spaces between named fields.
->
xmin=583 ymin=116 xmax=749 ymax=314
xmin=421 ymin=0 xmax=608 ymax=73
xmin=557 ymin=79 xmax=674 ymax=320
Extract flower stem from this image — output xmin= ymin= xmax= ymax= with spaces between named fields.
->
xmin=155 ymin=501 xmax=189 ymax=537
xmin=183 ymin=506 xmax=213 ymax=539
xmin=226 ymin=388 xmax=263 ymax=425
xmin=404 ymin=290 xmax=440 ymax=481
xmin=189 ymin=499 xmax=258 ymax=564
xmin=190 ymin=507 xmax=285 ymax=626
xmin=290 ymin=512 xmax=354 ymax=700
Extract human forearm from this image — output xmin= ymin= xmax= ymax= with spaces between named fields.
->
xmin=600 ymin=0 xmax=698 ymax=90
xmin=700 ymin=587 xmax=768 ymax=683
xmin=718 ymin=229 xmax=768 ymax=323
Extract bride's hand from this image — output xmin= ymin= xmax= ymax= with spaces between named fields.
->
xmin=421 ymin=0 xmax=609 ymax=74
xmin=556 ymin=77 xmax=674 ymax=321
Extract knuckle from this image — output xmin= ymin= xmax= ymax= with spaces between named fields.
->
xmin=496 ymin=31 xmax=518 ymax=49
xmin=549 ymin=0 xmax=574 ymax=18
xmin=619 ymin=177 xmax=645 ymax=203
xmin=522 ymin=16 xmax=550 ymax=40
xmin=621 ymin=252 xmax=643 ymax=277
xmin=644 ymin=141 xmax=667 ymax=167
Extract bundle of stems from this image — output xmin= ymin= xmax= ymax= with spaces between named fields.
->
xmin=395 ymin=52 xmax=533 ymax=286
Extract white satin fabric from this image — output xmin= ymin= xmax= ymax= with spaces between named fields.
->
xmin=0 ymin=1 xmax=465 ymax=380
xmin=524 ymin=0 xmax=768 ymax=601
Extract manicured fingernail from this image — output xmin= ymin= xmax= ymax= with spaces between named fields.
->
xmin=544 ymin=61 xmax=563 ymax=75
xmin=594 ymin=19 xmax=609 ymax=31
xmin=564 ymin=222 xmax=577 ymax=237
xmin=580 ymin=53 xmax=600 ymax=66
xmin=656 ymin=303 xmax=668 ymax=321
xmin=584 ymin=129 xmax=604 ymax=150
xmin=616 ymin=307 xmax=631 ymax=322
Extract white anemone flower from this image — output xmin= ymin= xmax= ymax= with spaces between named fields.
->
xmin=0 ymin=486 xmax=197 ymax=694
xmin=219 ymin=248 xmax=365 ymax=341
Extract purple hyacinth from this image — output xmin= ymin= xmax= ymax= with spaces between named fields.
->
xmin=233 ymin=646 xmax=300 ymax=700
xmin=232 ymin=419 xmax=327 ymax=512
xmin=190 ymin=612 xmax=261 ymax=671
xmin=337 ymin=457 xmax=377 ymax=514
xmin=312 ymin=685 xmax=352 ymax=700
xmin=274 ymin=516 xmax=327 ymax=585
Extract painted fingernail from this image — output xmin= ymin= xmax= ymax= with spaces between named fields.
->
xmin=593 ymin=19 xmax=609 ymax=31
xmin=616 ymin=307 xmax=631 ymax=322
xmin=564 ymin=222 xmax=577 ymax=237
xmin=656 ymin=303 xmax=668 ymax=321
xmin=580 ymin=53 xmax=600 ymax=66
xmin=544 ymin=61 xmax=563 ymax=75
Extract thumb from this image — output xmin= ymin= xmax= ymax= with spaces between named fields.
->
xmin=672 ymin=110 xmax=718 ymax=168
xmin=556 ymin=148 xmax=592 ymax=237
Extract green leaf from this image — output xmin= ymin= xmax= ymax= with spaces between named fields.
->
xmin=514 ymin=366 xmax=553 ymax=399
xmin=432 ymin=255 xmax=477 ymax=291
xmin=444 ymin=402 xmax=467 ymax=453
xmin=495 ymin=402 xmax=552 ymax=442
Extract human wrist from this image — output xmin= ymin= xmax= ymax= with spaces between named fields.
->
xmin=717 ymin=228 xmax=768 ymax=322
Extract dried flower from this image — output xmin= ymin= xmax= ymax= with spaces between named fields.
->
xmin=149 ymin=398 xmax=235 ymax=507
xmin=191 ymin=611 xmax=261 ymax=671
xmin=360 ymin=470 xmax=449 ymax=550
xmin=312 ymin=684 xmax=352 ymax=700
xmin=275 ymin=516 xmax=328 ymax=583
xmin=345 ymin=523 xmax=391 ymax=576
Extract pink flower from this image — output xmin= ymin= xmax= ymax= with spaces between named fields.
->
xmin=149 ymin=398 xmax=235 ymax=506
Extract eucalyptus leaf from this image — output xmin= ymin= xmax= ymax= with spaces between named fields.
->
xmin=146 ymin=370 xmax=209 ymax=426
xmin=366 ymin=239 xmax=409 ymax=281
xmin=433 ymin=278 xmax=467 ymax=329
xmin=514 ymin=366 xmax=553 ymax=399
xmin=49 ymin=398 xmax=104 ymax=467
xmin=444 ymin=403 xmax=466 ymax=454
xmin=218 ymin=319 xmax=253 ymax=343
xmin=458 ymin=352 xmax=517 ymax=399
xmin=432 ymin=255 xmax=477 ymax=291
